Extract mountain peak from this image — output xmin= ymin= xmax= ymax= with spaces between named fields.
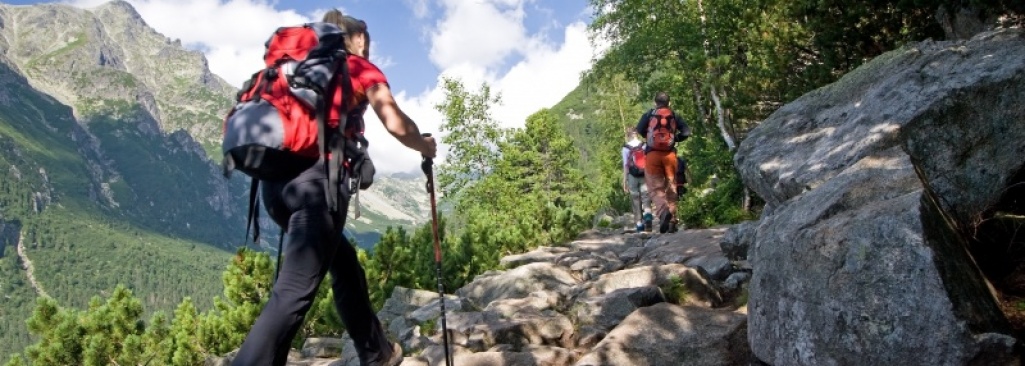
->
xmin=97 ymin=0 xmax=141 ymax=16
xmin=94 ymin=0 xmax=150 ymax=29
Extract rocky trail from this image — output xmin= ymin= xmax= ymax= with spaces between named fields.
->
xmin=15 ymin=231 xmax=49 ymax=300
xmin=208 ymin=225 xmax=756 ymax=366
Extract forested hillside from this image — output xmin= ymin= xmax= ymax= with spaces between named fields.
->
xmin=0 ymin=50 xmax=233 ymax=357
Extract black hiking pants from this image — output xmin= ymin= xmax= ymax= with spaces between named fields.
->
xmin=232 ymin=161 xmax=391 ymax=366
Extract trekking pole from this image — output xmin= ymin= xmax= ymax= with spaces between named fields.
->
xmin=420 ymin=133 xmax=453 ymax=366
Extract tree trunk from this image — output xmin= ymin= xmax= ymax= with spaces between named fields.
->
xmin=691 ymin=81 xmax=709 ymax=132
xmin=614 ymin=78 xmax=630 ymax=136
xmin=710 ymin=84 xmax=737 ymax=150
xmin=698 ymin=0 xmax=709 ymax=56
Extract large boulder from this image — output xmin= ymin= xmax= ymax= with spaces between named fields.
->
xmin=736 ymin=29 xmax=1024 ymax=365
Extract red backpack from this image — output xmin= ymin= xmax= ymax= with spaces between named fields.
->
xmin=625 ymin=143 xmax=646 ymax=177
xmin=221 ymin=22 xmax=371 ymax=248
xmin=646 ymin=107 xmax=677 ymax=151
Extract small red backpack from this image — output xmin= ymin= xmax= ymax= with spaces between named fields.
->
xmin=646 ymin=107 xmax=677 ymax=151
xmin=626 ymin=143 xmax=646 ymax=176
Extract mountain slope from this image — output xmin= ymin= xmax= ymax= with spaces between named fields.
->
xmin=1 ymin=1 xmax=245 ymax=245
xmin=0 ymin=50 xmax=233 ymax=357
xmin=0 ymin=1 xmax=244 ymax=357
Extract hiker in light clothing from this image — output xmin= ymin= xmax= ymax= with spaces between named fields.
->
xmin=622 ymin=127 xmax=653 ymax=232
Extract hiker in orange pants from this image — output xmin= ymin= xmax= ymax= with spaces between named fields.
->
xmin=636 ymin=92 xmax=690 ymax=233
xmin=644 ymin=150 xmax=678 ymax=231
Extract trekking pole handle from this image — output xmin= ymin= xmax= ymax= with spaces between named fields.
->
xmin=420 ymin=133 xmax=433 ymax=175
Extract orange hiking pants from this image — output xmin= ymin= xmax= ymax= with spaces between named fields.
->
xmin=644 ymin=150 xmax=678 ymax=219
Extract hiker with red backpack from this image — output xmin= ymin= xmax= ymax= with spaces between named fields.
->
xmin=222 ymin=10 xmax=433 ymax=366
xmin=622 ymin=127 xmax=653 ymax=232
xmin=635 ymin=92 xmax=690 ymax=233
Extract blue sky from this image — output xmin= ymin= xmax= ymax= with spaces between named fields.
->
xmin=5 ymin=0 xmax=605 ymax=174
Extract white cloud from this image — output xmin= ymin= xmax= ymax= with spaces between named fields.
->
xmin=361 ymin=86 xmax=448 ymax=177
xmin=404 ymin=0 xmax=430 ymax=19
xmin=491 ymin=22 xmax=597 ymax=130
xmin=414 ymin=0 xmax=607 ymax=147
xmin=66 ymin=0 xmax=314 ymax=88
xmin=63 ymin=0 xmax=607 ymax=175
xmin=428 ymin=0 xmax=527 ymax=71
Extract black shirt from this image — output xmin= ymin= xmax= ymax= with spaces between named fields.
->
xmin=636 ymin=108 xmax=691 ymax=152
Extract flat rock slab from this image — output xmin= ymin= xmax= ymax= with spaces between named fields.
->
xmin=574 ymin=303 xmax=749 ymax=366
xmin=638 ymin=227 xmax=727 ymax=266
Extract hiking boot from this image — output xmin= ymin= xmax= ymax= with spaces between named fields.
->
xmin=635 ymin=222 xmax=645 ymax=233
xmin=373 ymin=342 xmax=403 ymax=366
xmin=659 ymin=212 xmax=673 ymax=234
xmin=668 ymin=218 xmax=679 ymax=233
xmin=643 ymin=213 xmax=654 ymax=232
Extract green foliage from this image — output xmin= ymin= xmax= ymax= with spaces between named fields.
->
xmin=2 ymin=354 xmax=25 ymax=366
xmin=10 ymin=247 xmax=342 ymax=364
xmin=16 ymin=279 xmax=208 ymax=365
xmin=419 ymin=318 xmax=436 ymax=336
xmin=660 ymin=275 xmax=690 ymax=305
xmin=553 ymin=73 xmax=646 ymax=214
xmin=169 ymin=299 xmax=202 ymax=366
xmin=362 ymin=218 xmax=457 ymax=310
xmin=435 ymin=77 xmax=504 ymax=199
xmin=21 ymin=285 xmax=160 ymax=366
xmin=195 ymin=248 xmax=273 ymax=355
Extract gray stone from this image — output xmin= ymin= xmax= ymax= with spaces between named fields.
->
xmin=736 ymin=29 xmax=1024 ymax=366
xmin=500 ymin=246 xmax=568 ymax=268
xmin=408 ymin=295 xmax=462 ymax=323
xmin=572 ymin=286 xmax=666 ymax=332
xmin=456 ymin=262 xmax=580 ymax=309
xmin=574 ymin=303 xmax=748 ymax=366
xmin=301 ymin=338 xmax=344 ymax=358
xmin=720 ymin=220 xmax=758 ymax=261
xmin=683 ymin=255 xmax=732 ymax=281
xmin=722 ymin=272 xmax=751 ymax=291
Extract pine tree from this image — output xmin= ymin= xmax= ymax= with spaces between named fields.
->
xmin=24 ymin=297 xmax=84 ymax=364
xmin=2 ymin=355 xmax=25 ymax=366
xmin=139 ymin=311 xmax=173 ymax=366
xmin=197 ymin=248 xmax=273 ymax=355
xmin=169 ymin=298 xmax=202 ymax=366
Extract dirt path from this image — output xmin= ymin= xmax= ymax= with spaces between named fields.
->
xmin=15 ymin=231 xmax=49 ymax=299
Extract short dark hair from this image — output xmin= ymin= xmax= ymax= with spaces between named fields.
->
xmin=323 ymin=9 xmax=370 ymax=57
xmin=323 ymin=9 xmax=367 ymax=34
xmin=654 ymin=92 xmax=670 ymax=107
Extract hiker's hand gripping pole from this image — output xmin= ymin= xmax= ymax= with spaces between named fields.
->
xmin=420 ymin=133 xmax=453 ymax=366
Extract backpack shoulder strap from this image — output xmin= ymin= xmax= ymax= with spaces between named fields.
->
xmin=323 ymin=56 xmax=354 ymax=216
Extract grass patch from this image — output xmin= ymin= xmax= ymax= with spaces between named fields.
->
xmin=660 ymin=275 xmax=690 ymax=305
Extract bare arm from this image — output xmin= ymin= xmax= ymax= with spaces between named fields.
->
xmin=367 ymin=83 xmax=436 ymax=158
